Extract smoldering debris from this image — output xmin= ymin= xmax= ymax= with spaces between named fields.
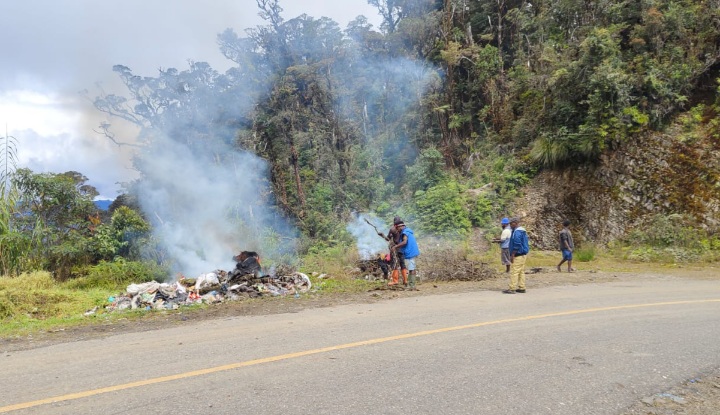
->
xmin=355 ymin=254 xmax=391 ymax=281
xmin=104 ymin=251 xmax=311 ymax=313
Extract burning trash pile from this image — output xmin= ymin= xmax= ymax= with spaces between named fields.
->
xmin=105 ymin=251 xmax=311 ymax=312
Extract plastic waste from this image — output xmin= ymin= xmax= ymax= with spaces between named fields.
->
xmin=194 ymin=272 xmax=220 ymax=291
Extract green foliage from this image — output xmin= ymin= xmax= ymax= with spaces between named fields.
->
xmin=65 ymin=258 xmax=167 ymax=291
xmin=0 ymin=184 xmax=35 ymax=276
xmin=90 ymin=206 xmax=151 ymax=261
xmin=0 ymin=272 xmax=106 ymax=321
xmin=676 ymin=104 xmax=707 ymax=144
xmin=89 ymin=0 xmax=720 ymax=252
xmin=301 ymin=243 xmax=357 ymax=277
xmin=405 ymin=147 xmax=447 ymax=193
xmin=412 ymin=180 xmax=471 ymax=237
xmin=13 ymin=168 xmax=97 ymax=232
xmin=575 ymin=244 xmax=597 ymax=262
xmin=618 ymin=214 xmax=720 ymax=263
xmin=9 ymin=168 xmax=100 ymax=278
xmin=466 ymin=150 xmax=532 ymax=226
xmin=625 ymin=246 xmax=701 ymax=263
xmin=469 ymin=196 xmax=493 ymax=228
xmin=626 ymin=214 xmax=699 ymax=249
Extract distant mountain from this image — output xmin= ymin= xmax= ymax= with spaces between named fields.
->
xmin=94 ymin=199 xmax=113 ymax=211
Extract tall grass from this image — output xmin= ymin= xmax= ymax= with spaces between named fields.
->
xmin=0 ymin=272 xmax=108 ymax=323
xmin=575 ymin=244 xmax=597 ymax=262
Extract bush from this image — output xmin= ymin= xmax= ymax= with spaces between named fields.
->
xmin=405 ymin=147 xmax=447 ymax=193
xmin=626 ymin=214 xmax=699 ymax=249
xmin=626 ymin=247 xmax=700 ymax=263
xmin=301 ymin=244 xmax=358 ymax=277
xmin=574 ymin=244 xmax=596 ymax=262
xmin=469 ymin=195 xmax=494 ymax=228
xmin=64 ymin=258 xmax=168 ymax=291
xmin=619 ymin=214 xmax=720 ymax=263
xmin=412 ymin=180 xmax=471 ymax=237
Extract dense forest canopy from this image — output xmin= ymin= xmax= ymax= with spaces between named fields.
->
xmin=99 ymin=0 xmax=719 ymax=225
xmin=2 ymin=0 xmax=719 ymax=279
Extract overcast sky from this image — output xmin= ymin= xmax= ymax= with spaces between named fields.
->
xmin=0 ymin=0 xmax=380 ymax=199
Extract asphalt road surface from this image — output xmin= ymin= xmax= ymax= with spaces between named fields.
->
xmin=2 ymin=277 xmax=719 ymax=415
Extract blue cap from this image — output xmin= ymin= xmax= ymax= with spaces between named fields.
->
xmin=501 ymin=217 xmax=510 ymax=225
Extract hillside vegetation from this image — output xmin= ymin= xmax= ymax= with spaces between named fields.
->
xmin=2 ymin=0 xmax=720 ymax=285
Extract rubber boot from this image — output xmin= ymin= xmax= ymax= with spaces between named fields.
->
xmin=408 ymin=271 xmax=416 ymax=289
xmin=402 ymin=269 xmax=408 ymax=286
xmin=388 ymin=270 xmax=399 ymax=285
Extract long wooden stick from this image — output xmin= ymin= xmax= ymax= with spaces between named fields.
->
xmin=363 ymin=217 xmax=387 ymax=240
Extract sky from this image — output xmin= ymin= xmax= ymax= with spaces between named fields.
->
xmin=0 ymin=0 xmax=380 ymax=199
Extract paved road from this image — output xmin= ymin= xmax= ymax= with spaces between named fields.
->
xmin=2 ymin=277 xmax=719 ymax=415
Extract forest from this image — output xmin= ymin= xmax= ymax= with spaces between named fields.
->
xmin=2 ymin=0 xmax=720 ymax=282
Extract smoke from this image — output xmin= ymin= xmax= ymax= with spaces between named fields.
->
xmin=98 ymin=4 xmax=439 ymax=278
xmin=346 ymin=212 xmax=389 ymax=260
xmin=136 ymin=131 xmax=296 ymax=278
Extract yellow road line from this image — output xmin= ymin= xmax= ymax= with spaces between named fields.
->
xmin=2 ymin=298 xmax=719 ymax=413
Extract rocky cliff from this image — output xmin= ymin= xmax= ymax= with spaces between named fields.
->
xmin=515 ymin=114 xmax=720 ymax=249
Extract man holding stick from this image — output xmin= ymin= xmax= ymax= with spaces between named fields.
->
xmin=368 ymin=216 xmax=406 ymax=286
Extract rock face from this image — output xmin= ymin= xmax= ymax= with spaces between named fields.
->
xmin=515 ymin=127 xmax=720 ymax=249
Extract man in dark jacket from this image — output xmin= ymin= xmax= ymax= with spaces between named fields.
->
xmin=503 ymin=217 xmax=530 ymax=294
xmin=379 ymin=217 xmax=406 ymax=286
xmin=392 ymin=221 xmax=420 ymax=289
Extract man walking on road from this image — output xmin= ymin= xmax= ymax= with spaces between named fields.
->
xmin=557 ymin=219 xmax=575 ymax=272
xmin=503 ymin=217 xmax=529 ymax=294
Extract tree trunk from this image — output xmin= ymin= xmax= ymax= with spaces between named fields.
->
xmin=288 ymin=134 xmax=306 ymax=217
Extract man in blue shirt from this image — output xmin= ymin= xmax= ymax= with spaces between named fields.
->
xmin=503 ymin=217 xmax=530 ymax=294
xmin=392 ymin=221 xmax=420 ymax=290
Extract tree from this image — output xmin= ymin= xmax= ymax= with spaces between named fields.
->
xmin=12 ymin=169 xmax=99 ymax=278
xmin=90 ymin=206 xmax=151 ymax=261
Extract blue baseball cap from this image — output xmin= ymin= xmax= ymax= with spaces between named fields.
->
xmin=501 ymin=217 xmax=510 ymax=225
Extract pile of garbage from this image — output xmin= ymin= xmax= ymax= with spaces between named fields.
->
xmin=105 ymin=272 xmax=312 ymax=312
xmin=105 ymin=251 xmax=312 ymax=312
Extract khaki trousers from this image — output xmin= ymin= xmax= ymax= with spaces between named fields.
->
xmin=509 ymin=255 xmax=527 ymax=290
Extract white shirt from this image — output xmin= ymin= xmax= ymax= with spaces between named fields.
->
xmin=500 ymin=227 xmax=512 ymax=249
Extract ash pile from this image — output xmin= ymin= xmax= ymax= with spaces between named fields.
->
xmin=106 ymin=251 xmax=310 ymax=312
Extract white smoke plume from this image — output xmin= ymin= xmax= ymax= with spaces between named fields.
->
xmin=346 ymin=212 xmax=390 ymax=260
xmin=137 ymin=132 xmax=296 ymax=278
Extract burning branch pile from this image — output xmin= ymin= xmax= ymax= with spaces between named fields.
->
xmin=355 ymin=255 xmax=391 ymax=281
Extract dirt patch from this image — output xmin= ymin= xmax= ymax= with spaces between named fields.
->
xmin=622 ymin=369 xmax=720 ymax=415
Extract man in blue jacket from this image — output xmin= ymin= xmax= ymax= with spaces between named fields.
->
xmin=504 ymin=217 xmax=530 ymax=294
xmin=392 ymin=221 xmax=420 ymax=290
